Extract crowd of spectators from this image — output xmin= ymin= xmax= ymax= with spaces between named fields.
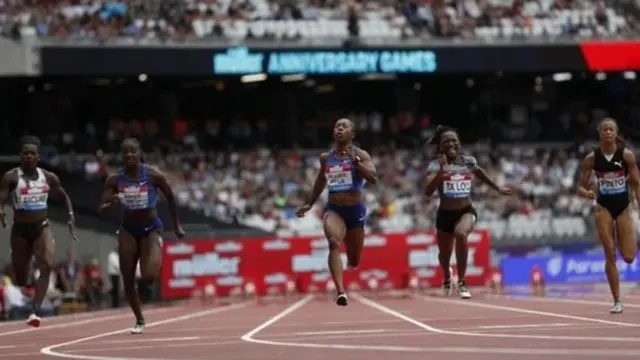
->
xmin=1 ymin=0 xmax=638 ymax=40
xmin=158 ymin=138 xmax=593 ymax=236
xmin=83 ymin=110 xmax=596 ymax=236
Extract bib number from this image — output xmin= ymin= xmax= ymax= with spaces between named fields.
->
xmin=598 ymin=177 xmax=626 ymax=195
xmin=443 ymin=180 xmax=471 ymax=198
xmin=119 ymin=191 xmax=149 ymax=209
xmin=327 ymin=171 xmax=353 ymax=192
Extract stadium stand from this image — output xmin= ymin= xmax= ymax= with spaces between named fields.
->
xmin=1 ymin=0 xmax=640 ymax=314
xmin=2 ymin=0 xmax=638 ymax=40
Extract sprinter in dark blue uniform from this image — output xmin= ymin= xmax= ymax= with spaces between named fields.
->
xmin=296 ymin=119 xmax=377 ymax=306
xmin=99 ymin=138 xmax=185 ymax=333
xmin=578 ymin=118 xmax=640 ymax=314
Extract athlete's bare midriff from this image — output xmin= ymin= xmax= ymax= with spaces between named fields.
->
xmin=122 ymin=208 xmax=158 ymax=223
xmin=328 ymin=191 xmax=362 ymax=206
xmin=437 ymin=196 xmax=472 ymax=211
xmin=13 ymin=209 xmax=47 ymax=223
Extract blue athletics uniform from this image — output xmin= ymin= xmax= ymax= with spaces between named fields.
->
xmin=426 ymin=155 xmax=479 ymax=234
xmin=117 ymin=165 xmax=163 ymax=240
xmin=324 ymin=150 xmax=367 ymax=229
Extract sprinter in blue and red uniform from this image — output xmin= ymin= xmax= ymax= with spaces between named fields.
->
xmin=296 ymin=119 xmax=377 ymax=306
xmin=577 ymin=118 xmax=640 ymax=314
xmin=99 ymin=138 xmax=185 ymax=333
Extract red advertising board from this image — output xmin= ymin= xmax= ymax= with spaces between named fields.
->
xmin=160 ymin=229 xmax=491 ymax=299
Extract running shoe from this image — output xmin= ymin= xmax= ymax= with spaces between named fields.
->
xmin=610 ymin=300 xmax=624 ymax=314
xmin=131 ymin=319 xmax=145 ymax=334
xmin=335 ymin=293 xmax=348 ymax=306
xmin=457 ymin=280 xmax=472 ymax=299
xmin=26 ymin=313 xmax=41 ymax=328
xmin=442 ymin=279 xmax=452 ymax=296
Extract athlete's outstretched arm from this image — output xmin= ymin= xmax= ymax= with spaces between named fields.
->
xmin=98 ymin=173 xmax=119 ymax=215
xmin=45 ymin=171 xmax=75 ymax=221
xmin=0 ymin=171 xmax=15 ymax=228
xmin=623 ymin=149 xmax=640 ymax=207
xmin=45 ymin=171 xmax=77 ymax=240
xmin=354 ymin=149 xmax=377 ymax=184
xmin=308 ymin=153 xmax=329 ymax=206
xmin=471 ymin=157 xmax=511 ymax=195
xmin=296 ymin=153 xmax=328 ymax=217
xmin=148 ymin=167 xmax=181 ymax=231
xmin=577 ymin=152 xmax=596 ymax=199
xmin=424 ymin=157 xmax=445 ymax=197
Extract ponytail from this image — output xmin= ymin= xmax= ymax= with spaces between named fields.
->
xmin=616 ymin=134 xmax=627 ymax=149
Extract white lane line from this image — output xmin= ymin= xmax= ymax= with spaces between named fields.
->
xmin=40 ymin=303 xmax=249 ymax=360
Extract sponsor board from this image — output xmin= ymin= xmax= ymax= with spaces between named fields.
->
xmin=161 ymin=229 xmax=491 ymax=298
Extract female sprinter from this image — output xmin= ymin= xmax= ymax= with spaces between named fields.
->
xmin=99 ymin=138 xmax=185 ymax=333
xmin=424 ymin=126 xmax=511 ymax=299
xmin=577 ymin=118 xmax=639 ymax=314
xmin=296 ymin=118 xmax=377 ymax=306
xmin=0 ymin=135 xmax=77 ymax=327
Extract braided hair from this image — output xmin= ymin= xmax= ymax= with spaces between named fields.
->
xmin=598 ymin=118 xmax=628 ymax=149
xmin=427 ymin=125 xmax=459 ymax=155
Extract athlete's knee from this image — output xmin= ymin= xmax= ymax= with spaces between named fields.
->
xmin=453 ymin=230 xmax=468 ymax=243
xmin=603 ymin=248 xmax=617 ymax=263
xmin=347 ymin=252 xmax=360 ymax=268
xmin=140 ymin=266 xmax=160 ymax=282
xmin=621 ymin=253 xmax=635 ymax=264
xmin=327 ymin=237 xmax=341 ymax=251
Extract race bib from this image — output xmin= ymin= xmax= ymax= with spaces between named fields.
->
xmin=326 ymin=165 xmax=354 ymax=192
xmin=16 ymin=186 xmax=49 ymax=210
xmin=119 ymin=184 xmax=149 ymax=209
xmin=598 ymin=174 xmax=626 ymax=195
xmin=442 ymin=179 xmax=472 ymax=198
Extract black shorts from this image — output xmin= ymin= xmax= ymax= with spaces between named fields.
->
xmin=596 ymin=198 xmax=629 ymax=219
xmin=435 ymin=205 xmax=477 ymax=234
xmin=11 ymin=219 xmax=50 ymax=242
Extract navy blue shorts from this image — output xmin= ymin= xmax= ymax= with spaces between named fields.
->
xmin=325 ymin=202 xmax=366 ymax=229
xmin=120 ymin=217 xmax=163 ymax=241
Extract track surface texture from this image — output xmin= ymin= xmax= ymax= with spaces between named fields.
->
xmin=1 ymin=289 xmax=640 ymax=359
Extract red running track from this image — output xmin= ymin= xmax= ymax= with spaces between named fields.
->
xmin=0 ymin=292 xmax=639 ymax=359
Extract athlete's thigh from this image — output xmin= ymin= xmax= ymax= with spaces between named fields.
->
xmin=323 ymin=211 xmax=347 ymax=244
xmin=10 ymin=233 xmax=33 ymax=285
xmin=615 ymin=207 xmax=638 ymax=261
xmin=453 ymin=213 xmax=477 ymax=239
xmin=32 ymin=226 xmax=55 ymax=267
xmin=139 ymin=231 xmax=163 ymax=276
xmin=118 ymin=230 xmax=139 ymax=276
xmin=595 ymin=204 xmax=616 ymax=254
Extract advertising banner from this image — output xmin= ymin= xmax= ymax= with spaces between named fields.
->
xmin=41 ymin=40 xmax=640 ymax=75
xmin=500 ymin=253 xmax=640 ymax=286
xmin=160 ymin=229 xmax=491 ymax=299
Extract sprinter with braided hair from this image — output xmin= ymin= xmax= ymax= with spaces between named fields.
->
xmin=424 ymin=126 xmax=511 ymax=299
xmin=577 ymin=117 xmax=639 ymax=314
